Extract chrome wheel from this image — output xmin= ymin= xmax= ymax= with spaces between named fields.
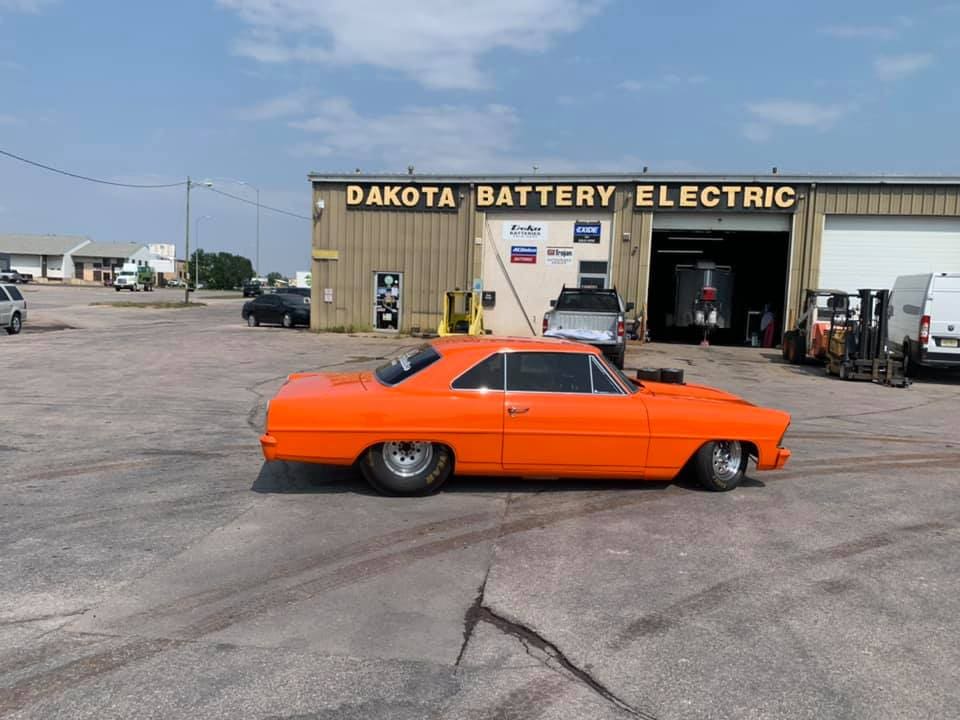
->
xmin=382 ymin=441 xmax=434 ymax=478
xmin=712 ymin=441 xmax=743 ymax=482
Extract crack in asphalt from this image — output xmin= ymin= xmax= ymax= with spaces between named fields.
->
xmin=476 ymin=605 xmax=657 ymax=719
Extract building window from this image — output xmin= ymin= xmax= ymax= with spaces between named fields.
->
xmin=93 ymin=262 xmax=102 ymax=269
xmin=578 ymin=260 xmax=608 ymax=289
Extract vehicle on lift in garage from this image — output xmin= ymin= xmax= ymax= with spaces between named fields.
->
xmin=673 ymin=261 xmax=734 ymax=346
xmin=542 ymin=287 xmax=633 ymax=368
xmin=259 ymin=336 xmax=792 ymax=496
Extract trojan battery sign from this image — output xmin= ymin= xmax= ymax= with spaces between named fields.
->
xmin=633 ymin=184 xmax=797 ymax=212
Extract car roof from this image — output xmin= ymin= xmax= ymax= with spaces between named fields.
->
xmin=429 ymin=335 xmax=596 ymax=355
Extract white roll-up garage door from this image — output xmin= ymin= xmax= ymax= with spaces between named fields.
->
xmin=819 ymin=216 xmax=960 ymax=291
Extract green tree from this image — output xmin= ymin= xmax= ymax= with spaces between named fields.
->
xmin=266 ymin=272 xmax=284 ymax=287
xmin=189 ymin=251 xmax=254 ymax=290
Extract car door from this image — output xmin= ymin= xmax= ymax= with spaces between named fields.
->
xmin=257 ymin=296 xmax=280 ymax=323
xmin=446 ymin=351 xmax=506 ymax=474
xmin=501 ymin=351 xmax=649 ymax=476
xmin=0 ymin=287 xmax=11 ymax=325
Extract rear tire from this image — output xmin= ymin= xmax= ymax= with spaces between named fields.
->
xmin=360 ymin=442 xmax=452 ymax=496
xmin=692 ymin=440 xmax=747 ymax=492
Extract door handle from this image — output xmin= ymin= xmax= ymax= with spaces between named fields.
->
xmin=507 ymin=406 xmax=529 ymax=416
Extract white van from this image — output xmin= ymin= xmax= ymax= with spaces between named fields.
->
xmin=888 ymin=273 xmax=960 ymax=373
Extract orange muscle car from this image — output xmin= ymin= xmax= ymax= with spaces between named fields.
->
xmin=260 ymin=336 xmax=791 ymax=496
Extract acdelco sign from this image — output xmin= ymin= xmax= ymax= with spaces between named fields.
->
xmin=633 ymin=184 xmax=797 ymax=212
xmin=346 ymin=184 xmax=459 ymax=211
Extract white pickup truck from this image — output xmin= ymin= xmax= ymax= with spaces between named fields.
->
xmin=542 ymin=287 xmax=633 ymax=368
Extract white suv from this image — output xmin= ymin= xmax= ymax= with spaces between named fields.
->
xmin=0 ymin=283 xmax=27 ymax=335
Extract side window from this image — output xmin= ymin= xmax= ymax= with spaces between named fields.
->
xmin=507 ymin=352 xmax=591 ymax=393
xmin=6 ymin=286 xmax=23 ymax=301
xmin=452 ymin=353 xmax=504 ymax=391
xmin=0 ymin=287 xmax=9 ymax=301
xmin=590 ymin=357 xmax=622 ymax=394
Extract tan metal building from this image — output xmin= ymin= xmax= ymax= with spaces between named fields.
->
xmin=308 ymin=174 xmax=960 ymax=342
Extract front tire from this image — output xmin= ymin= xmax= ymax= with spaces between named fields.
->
xmin=282 ymin=312 xmax=294 ymax=329
xmin=360 ymin=441 xmax=452 ymax=496
xmin=246 ymin=314 xmax=259 ymax=327
xmin=692 ymin=440 xmax=748 ymax=492
xmin=7 ymin=313 xmax=21 ymax=335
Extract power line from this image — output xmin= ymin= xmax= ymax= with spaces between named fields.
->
xmin=204 ymin=186 xmax=312 ymax=221
xmin=1 ymin=146 xmax=312 ymax=220
xmin=0 ymin=147 xmax=188 ymax=188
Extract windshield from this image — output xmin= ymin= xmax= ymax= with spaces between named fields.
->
xmin=555 ymin=290 xmax=620 ymax=312
xmin=374 ymin=344 xmax=441 ymax=386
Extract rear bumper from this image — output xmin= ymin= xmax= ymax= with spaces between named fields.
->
xmin=918 ymin=350 xmax=960 ymax=368
xmin=260 ymin=433 xmax=278 ymax=461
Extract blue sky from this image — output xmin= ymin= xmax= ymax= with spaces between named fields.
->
xmin=1 ymin=0 xmax=958 ymax=274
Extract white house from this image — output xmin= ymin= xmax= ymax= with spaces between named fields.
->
xmin=0 ymin=233 xmax=91 ymax=280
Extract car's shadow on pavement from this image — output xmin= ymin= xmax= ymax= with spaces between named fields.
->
xmin=252 ymin=461 xmax=767 ymax=496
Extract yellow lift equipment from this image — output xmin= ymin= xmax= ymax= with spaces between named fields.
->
xmin=438 ymin=290 xmax=484 ymax=336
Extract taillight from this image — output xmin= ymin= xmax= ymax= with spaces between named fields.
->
xmin=542 ymin=316 xmax=548 ymax=334
xmin=617 ymin=317 xmax=625 ymax=338
xmin=919 ymin=315 xmax=930 ymax=345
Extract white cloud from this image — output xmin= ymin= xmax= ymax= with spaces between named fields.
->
xmin=620 ymin=74 xmax=707 ymax=91
xmin=0 ymin=113 xmax=17 ymax=124
xmin=288 ymin=98 xmax=521 ymax=172
xmin=743 ymin=99 xmax=853 ymax=143
xmin=217 ymin=0 xmax=604 ymax=89
xmin=746 ymin=100 xmax=852 ymax=129
xmin=874 ymin=52 xmax=933 ymax=80
xmin=241 ymin=90 xmax=314 ymax=120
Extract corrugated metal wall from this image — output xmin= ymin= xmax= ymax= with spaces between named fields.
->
xmin=310 ymin=183 xmax=475 ymax=331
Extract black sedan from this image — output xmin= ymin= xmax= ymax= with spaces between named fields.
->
xmin=242 ymin=293 xmax=310 ymax=329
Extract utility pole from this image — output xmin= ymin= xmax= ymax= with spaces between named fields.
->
xmin=184 ymin=176 xmax=191 ymax=304
xmin=255 ymin=186 xmax=260 ymax=278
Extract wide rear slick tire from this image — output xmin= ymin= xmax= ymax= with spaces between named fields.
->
xmin=361 ymin=442 xmax=452 ymax=496
xmin=693 ymin=440 xmax=748 ymax=492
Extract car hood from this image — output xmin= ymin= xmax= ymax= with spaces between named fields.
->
xmin=638 ymin=380 xmax=752 ymax=405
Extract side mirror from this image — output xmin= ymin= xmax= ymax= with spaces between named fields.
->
xmin=625 ymin=302 xmax=635 ymax=311
xmin=549 ymin=299 xmax=557 ymax=308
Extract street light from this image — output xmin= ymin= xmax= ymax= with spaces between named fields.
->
xmin=203 ymin=177 xmax=260 ymax=278
xmin=194 ymin=215 xmax=213 ymax=289
xmin=183 ymin=178 xmax=213 ymax=304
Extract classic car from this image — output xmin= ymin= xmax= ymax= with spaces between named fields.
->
xmin=260 ymin=337 xmax=791 ymax=496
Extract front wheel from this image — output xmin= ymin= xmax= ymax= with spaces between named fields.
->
xmin=282 ymin=312 xmax=295 ymax=329
xmin=360 ymin=441 xmax=452 ymax=496
xmin=246 ymin=314 xmax=259 ymax=327
xmin=692 ymin=440 xmax=748 ymax=492
xmin=7 ymin=313 xmax=21 ymax=335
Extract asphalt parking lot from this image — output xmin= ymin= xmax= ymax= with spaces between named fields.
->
xmin=2 ymin=284 xmax=959 ymax=719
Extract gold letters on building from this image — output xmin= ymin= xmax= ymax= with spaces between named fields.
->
xmin=345 ymin=183 xmax=798 ymax=212
xmin=633 ymin=184 xmax=797 ymax=211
